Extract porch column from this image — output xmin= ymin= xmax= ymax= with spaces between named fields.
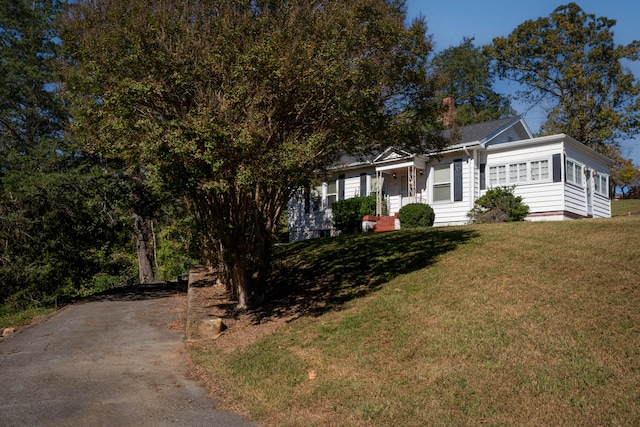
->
xmin=376 ymin=170 xmax=383 ymax=216
xmin=408 ymin=165 xmax=416 ymax=203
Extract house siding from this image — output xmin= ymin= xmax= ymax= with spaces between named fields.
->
xmin=288 ymin=122 xmax=613 ymax=241
xmin=517 ymin=182 xmax=565 ymax=215
xmin=563 ymin=142 xmax=612 ymax=219
xmin=592 ymin=193 xmax=611 ymax=218
xmin=343 ymin=172 xmax=364 ymax=198
xmin=287 ymin=198 xmax=334 ymax=241
xmin=564 ymin=183 xmax=587 ymax=217
xmin=484 ymin=140 xmax=566 ymax=218
xmin=430 ymin=157 xmax=474 ymax=226
xmin=485 ymin=126 xmax=527 ymax=146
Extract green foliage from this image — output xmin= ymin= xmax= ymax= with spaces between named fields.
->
xmin=608 ymin=146 xmax=640 ymax=199
xmin=331 ymin=195 xmax=377 ymax=234
xmin=432 ymin=37 xmax=514 ymax=126
xmin=398 ymin=203 xmax=435 ymax=228
xmin=468 ymin=186 xmax=530 ymax=223
xmin=484 ymin=3 xmax=640 ymax=155
xmin=59 ymin=0 xmax=448 ymax=308
xmin=155 ymin=214 xmax=199 ymax=281
xmin=0 ymin=0 xmax=138 ymax=316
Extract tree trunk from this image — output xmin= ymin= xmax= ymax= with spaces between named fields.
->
xmin=230 ymin=261 xmax=250 ymax=310
xmin=133 ymin=212 xmax=155 ymax=284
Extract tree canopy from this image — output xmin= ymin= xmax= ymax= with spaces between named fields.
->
xmin=484 ymin=2 xmax=640 ymax=155
xmin=432 ymin=37 xmax=514 ymax=126
xmin=0 ymin=0 xmax=134 ymax=312
xmin=59 ymin=0 xmax=447 ymax=308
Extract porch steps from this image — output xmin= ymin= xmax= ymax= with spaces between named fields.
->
xmin=362 ymin=215 xmax=398 ymax=232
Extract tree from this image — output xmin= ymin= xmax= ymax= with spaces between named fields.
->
xmin=484 ymin=3 xmax=640 ymax=155
xmin=608 ymin=146 xmax=640 ymax=198
xmin=59 ymin=0 xmax=447 ymax=309
xmin=432 ymin=37 xmax=514 ymax=125
xmin=0 ymin=0 xmax=133 ymax=311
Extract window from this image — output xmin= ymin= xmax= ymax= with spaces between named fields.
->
xmin=530 ymin=160 xmax=549 ymax=181
xmin=489 ymin=165 xmax=507 ymax=186
xmin=312 ymin=185 xmax=323 ymax=211
xmin=433 ymin=164 xmax=451 ymax=202
xmin=509 ymin=163 xmax=527 ymax=183
xmin=327 ymin=180 xmax=337 ymax=208
xmin=594 ymin=173 xmax=608 ymax=196
xmin=487 ymin=158 xmax=552 ymax=187
xmin=566 ymin=159 xmax=582 ymax=186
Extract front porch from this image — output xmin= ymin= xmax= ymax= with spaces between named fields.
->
xmin=375 ymin=163 xmax=428 ymax=217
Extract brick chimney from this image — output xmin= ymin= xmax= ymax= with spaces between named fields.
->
xmin=442 ymin=97 xmax=456 ymax=128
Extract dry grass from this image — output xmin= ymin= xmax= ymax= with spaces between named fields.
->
xmin=612 ymin=198 xmax=640 ymax=216
xmin=191 ymin=216 xmax=640 ymax=426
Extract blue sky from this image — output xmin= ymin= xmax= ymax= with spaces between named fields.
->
xmin=404 ymin=0 xmax=640 ymax=165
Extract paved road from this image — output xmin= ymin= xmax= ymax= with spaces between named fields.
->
xmin=0 ymin=283 xmax=259 ymax=427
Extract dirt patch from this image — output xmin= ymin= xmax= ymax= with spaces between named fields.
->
xmin=185 ymin=267 xmax=296 ymax=354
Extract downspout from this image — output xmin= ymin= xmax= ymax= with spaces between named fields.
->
xmin=472 ymin=148 xmax=478 ymax=207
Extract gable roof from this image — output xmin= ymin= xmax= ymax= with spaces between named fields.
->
xmin=373 ymin=147 xmax=414 ymax=163
xmin=335 ymin=116 xmax=533 ymax=169
xmin=444 ymin=116 xmax=531 ymax=148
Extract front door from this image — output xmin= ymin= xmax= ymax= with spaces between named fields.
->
xmin=586 ymin=170 xmax=593 ymax=216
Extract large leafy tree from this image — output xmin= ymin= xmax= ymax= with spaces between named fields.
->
xmin=609 ymin=147 xmax=640 ymax=198
xmin=484 ymin=3 xmax=640 ymax=155
xmin=432 ymin=37 xmax=514 ymax=125
xmin=0 ymin=0 xmax=132 ymax=311
xmin=59 ymin=0 xmax=446 ymax=308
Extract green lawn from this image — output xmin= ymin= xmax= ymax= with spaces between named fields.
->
xmin=611 ymin=198 xmax=640 ymax=216
xmin=195 ymin=216 xmax=640 ymax=426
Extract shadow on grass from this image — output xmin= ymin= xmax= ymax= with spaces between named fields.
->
xmin=260 ymin=227 xmax=478 ymax=320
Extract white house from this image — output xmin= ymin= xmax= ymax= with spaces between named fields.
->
xmin=288 ymin=116 xmax=614 ymax=242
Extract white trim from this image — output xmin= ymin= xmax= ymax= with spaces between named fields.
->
xmin=486 ymin=156 xmax=552 ymax=187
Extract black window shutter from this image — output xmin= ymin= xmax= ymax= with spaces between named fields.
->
xmin=360 ymin=173 xmax=367 ymax=196
xmin=479 ymin=163 xmax=486 ymax=190
xmin=304 ymin=186 xmax=310 ymax=213
xmin=454 ymin=160 xmax=463 ymax=201
xmin=552 ymin=154 xmax=562 ymax=182
xmin=338 ymin=174 xmax=345 ymax=200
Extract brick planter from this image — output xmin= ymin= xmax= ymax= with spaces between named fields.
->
xmin=361 ymin=215 xmax=397 ymax=233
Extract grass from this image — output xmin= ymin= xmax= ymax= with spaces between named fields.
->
xmin=611 ymin=198 xmax=640 ymax=216
xmin=0 ymin=306 xmax=56 ymax=329
xmin=194 ymin=216 xmax=640 ymax=426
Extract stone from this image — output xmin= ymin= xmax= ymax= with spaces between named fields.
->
xmin=186 ymin=317 xmax=226 ymax=340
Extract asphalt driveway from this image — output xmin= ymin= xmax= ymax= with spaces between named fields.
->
xmin=0 ymin=283 xmax=258 ymax=427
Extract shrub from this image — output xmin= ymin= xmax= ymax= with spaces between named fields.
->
xmin=332 ymin=195 xmax=377 ymax=233
xmin=398 ymin=203 xmax=435 ymax=228
xmin=468 ymin=186 xmax=530 ymax=223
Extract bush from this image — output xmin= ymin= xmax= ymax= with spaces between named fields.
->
xmin=468 ymin=186 xmax=530 ymax=223
xmin=398 ymin=203 xmax=435 ymax=228
xmin=331 ymin=195 xmax=377 ymax=233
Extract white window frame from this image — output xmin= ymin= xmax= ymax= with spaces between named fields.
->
xmin=489 ymin=165 xmax=507 ymax=186
xmin=530 ymin=159 xmax=550 ymax=181
xmin=566 ymin=159 xmax=583 ymax=187
xmin=509 ymin=162 xmax=528 ymax=184
xmin=326 ymin=181 xmax=337 ymax=209
xmin=487 ymin=157 xmax=551 ymax=187
xmin=432 ymin=164 xmax=451 ymax=202
xmin=594 ymin=173 xmax=608 ymax=197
